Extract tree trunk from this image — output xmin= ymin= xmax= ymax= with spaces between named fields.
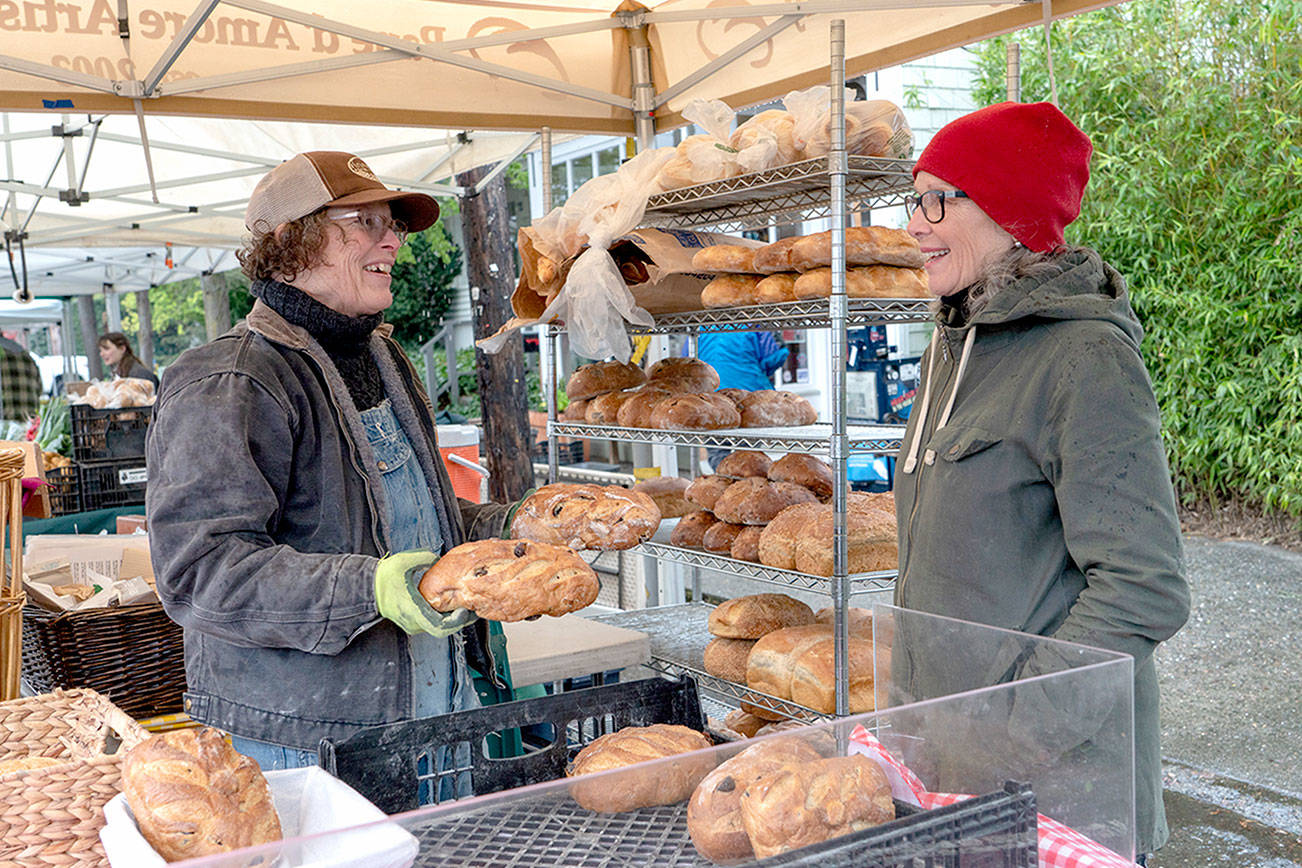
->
xmin=202 ymin=271 xmax=231 ymax=341
xmin=456 ymin=164 xmax=533 ymax=503
xmin=135 ymin=290 xmax=154 ymax=367
xmin=77 ymin=295 xmax=102 ymax=379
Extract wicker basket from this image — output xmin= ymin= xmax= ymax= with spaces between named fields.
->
xmin=0 ymin=688 xmax=149 ymax=868
xmin=22 ymin=601 xmax=187 ymax=720
xmin=1 ymin=446 xmax=25 ymax=703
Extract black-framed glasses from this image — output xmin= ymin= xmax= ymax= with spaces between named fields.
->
xmin=328 ymin=210 xmax=408 ymax=245
xmin=904 ymin=190 xmax=970 ymax=223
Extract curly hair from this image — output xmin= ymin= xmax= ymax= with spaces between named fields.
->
xmin=236 ymin=212 xmax=341 ymax=282
xmin=937 ymin=243 xmax=1090 ymax=321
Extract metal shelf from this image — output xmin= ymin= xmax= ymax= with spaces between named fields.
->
xmin=641 ymin=155 xmax=915 ymax=233
xmin=637 ymin=541 xmax=895 ymax=595
xmin=589 ymin=604 xmax=833 ymax=722
xmin=547 ymin=422 xmax=903 ymax=454
xmin=607 ymin=297 xmax=932 ymax=335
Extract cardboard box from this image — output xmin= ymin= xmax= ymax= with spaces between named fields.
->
xmin=0 ymin=439 xmax=50 ymax=519
xmin=25 ymin=533 xmax=153 ymax=585
xmin=116 ymin=515 xmax=147 ymax=534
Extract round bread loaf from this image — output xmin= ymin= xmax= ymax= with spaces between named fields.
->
xmin=752 ymin=236 xmax=801 ymax=274
xmin=701 ymin=274 xmax=762 ymax=308
xmin=559 ymin=397 xmax=589 ymax=422
xmin=793 ymin=509 xmax=898 ymax=577
xmin=646 ymin=358 xmax=720 ymax=393
xmin=650 ymin=393 xmax=741 ymax=430
xmin=670 ymin=510 xmax=718 ymax=549
xmin=691 ymin=244 xmax=759 ymax=274
xmin=715 ymin=450 xmax=772 ymax=480
xmin=631 ymin=475 xmax=692 ymax=519
xmin=768 ymin=454 xmax=833 ymax=500
xmin=755 ymin=272 xmax=798 ymax=302
xmin=566 ymin=360 xmax=646 ymax=400
xmin=716 ymin=387 xmax=749 ymax=408
xmin=738 ymin=391 xmax=818 ymax=427
xmin=122 ymin=727 xmax=282 ymax=863
xmin=708 ymin=593 xmax=814 ymax=639
xmin=712 ymin=477 xmax=819 ymax=526
xmin=584 ymin=389 xmax=636 ymax=424
xmin=568 ymin=724 xmax=715 ymax=813
xmin=757 ymin=502 xmax=825 ymax=570
xmin=687 ymin=736 xmax=825 ymax=864
xmin=730 ymin=525 xmax=764 ymax=563
xmin=510 ymin=483 xmax=661 ymax=551
xmin=739 ymin=755 xmax=894 ymax=859
xmin=702 ymin=636 xmax=755 ymax=683
xmin=702 ymin=520 xmax=746 ymax=554
xmin=792 ymin=265 xmax=929 ymax=300
xmin=684 ymin=474 xmax=732 ymax=511
xmin=615 ymin=386 xmax=676 ymax=428
xmin=418 ymin=539 xmax=599 ymax=621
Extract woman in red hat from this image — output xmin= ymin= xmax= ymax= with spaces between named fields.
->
xmin=891 ymin=102 xmax=1189 ymax=863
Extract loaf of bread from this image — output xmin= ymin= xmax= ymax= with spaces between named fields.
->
xmin=759 ymin=499 xmax=896 ymax=573
xmin=122 ymin=727 xmax=282 ymax=863
xmin=708 ymin=593 xmax=814 ymax=639
xmin=789 ymin=226 xmax=925 ymax=270
xmin=788 ymin=634 xmax=877 ymax=714
xmin=744 ymin=624 xmax=831 ymax=702
xmin=685 ymin=475 xmax=733 ymax=511
xmin=631 ymin=475 xmax=692 ymax=519
xmin=712 ymin=477 xmax=819 ymax=526
xmin=688 ymin=736 xmax=825 ymax=863
xmin=715 ymin=450 xmax=772 ymax=480
xmin=793 ymin=509 xmax=897 ymax=577
xmin=692 ymin=245 xmax=758 ymax=274
xmin=768 ymin=454 xmax=833 ymax=500
xmin=721 ymin=708 xmax=766 ymax=739
xmin=716 ymin=387 xmax=749 ymax=408
xmin=752 ymin=236 xmax=801 ymax=274
xmin=418 ymin=539 xmax=599 ymax=621
xmin=702 ymin=636 xmax=756 ymax=683
xmin=730 ymin=525 xmax=764 ymax=563
xmin=615 ymin=386 xmax=676 ymax=428
xmin=670 ymin=510 xmax=718 ymax=549
xmin=559 ymin=397 xmax=589 ymax=422
xmin=756 ymin=502 xmax=825 ymax=570
xmin=567 ymin=724 xmax=715 ymax=812
xmin=739 ymin=755 xmax=894 ymax=859
xmin=792 ymin=265 xmax=929 ymax=300
xmin=729 ymin=109 xmax=801 ymax=164
xmin=650 ymin=393 xmax=741 ymax=430
xmin=813 ymin=606 xmax=876 ymax=638
xmin=566 ymin=360 xmax=646 ymax=400
xmin=755 ymin=273 xmax=798 ymax=303
xmin=702 ymin=520 xmax=747 ymax=554
xmin=510 ymin=483 xmax=661 ymax=551
xmin=584 ymin=389 xmax=636 ymax=424
xmin=737 ymin=391 xmax=818 ymax=427
xmin=646 ymin=357 xmax=721 ymax=394
xmin=701 ymin=274 xmax=762 ymax=308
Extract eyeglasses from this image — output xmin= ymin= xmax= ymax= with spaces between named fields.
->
xmin=903 ymin=190 xmax=970 ymax=224
xmin=328 ymin=210 xmax=408 ymax=245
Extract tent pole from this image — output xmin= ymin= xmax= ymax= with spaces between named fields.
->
xmin=135 ymin=289 xmax=154 ymax=368
xmin=59 ymin=298 xmax=75 ymax=379
xmin=104 ymin=284 xmax=122 ymax=332
xmin=540 ymin=125 xmax=559 ymax=485
xmin=1006 ymin=41 xmax=1021 ymax=102
xmin=628 ymin=23 xmax=657 ymax=152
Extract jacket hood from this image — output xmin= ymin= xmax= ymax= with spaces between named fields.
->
xmin=960 ymin=248 xmax=1143 ymax=350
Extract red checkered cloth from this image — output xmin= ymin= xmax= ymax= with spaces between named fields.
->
xmin=848 ymin=725 xmax=1134 ymax=868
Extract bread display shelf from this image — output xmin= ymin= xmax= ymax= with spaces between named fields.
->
xmin=548 ymin=421 xmax=904 ymax=455
xmin=636 ymin=541 xmax=895 ymax=595
xmin=641 ymin=155 xmax=914 ymax=234
xmin=590 ymin=604 xmax=836 ymax=723
xmin=545 ymin=297 xmax=931 ymax=336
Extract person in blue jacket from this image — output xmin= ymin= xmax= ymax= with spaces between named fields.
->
xmin=697 ymin=330 xmax=788 ymax=468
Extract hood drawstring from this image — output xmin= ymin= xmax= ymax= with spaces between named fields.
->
xmin=901 ymin=326 xmax=977 ymax=474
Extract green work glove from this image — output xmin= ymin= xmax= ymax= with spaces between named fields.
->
xmin=502 ymin=489 xmax=535 ymax=539
xmin=374 ymin=550 xmax=478 ymax=638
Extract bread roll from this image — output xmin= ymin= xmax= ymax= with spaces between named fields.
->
xmin=687 ymin=737 xmax=825 ymax=863
xmin=715 ymin=450 xmax=772 ymax=480
xmin=631 ymin=475 xmax=692 ymax=519
xmin=708 ymin=593 xmax=814 ymax=639
xmin=567 ymin=724 xmax=715 ymax=812
xmin=730 ymin=525 xmax=764 ymax=563
xmin=722 ymin=709 xmax=766 ymax=739
xmin=616 ymin=386 xmax=676 ymax=428
xmin=566 ymin=360 xmax=646 ymax=400
xmin=702 ymin=637 xmax=755 ymax=683
xmin=418 ymin=539 xmax=599 ymax=621
xmin=685 ymin=474 xmax=733 ymax=511
xmin=650 ymin=393 xmax=741 ymax=430
xmin=584 ymin=389 xmax=636 ymax=424
xmin=768 ymin=454 xmax=833 ymax=500
xmin=755 ymin=273 xmax=798 ymax=303
xmin=757 ymin=503 xmax=825 ymax=570
xmin=744 ymin=624 xmax=831 ymax=701
xmin=702 ymin=520 xmax=747 ymax=554
xmin=510 ymin=483 xmax=661 ymax=551
xmin=712 ymin=477 xmax=819 ymax=526
xmin=691 ymin=245 xmax=758 ymax=274
xmin=737 ymin=391 xmax=818 ymax=427
xmin=792 ymin=509 xmax=897 ymax=577
xmin=122 ymin=727 xmax=282 ymax=863
xmin=646 ymin=358 xmax=721 ymax=393
xmin=702 ymin=274 xmax=762 ymax=308
xmin=752 ymin=236 xmax=801 ymax=274
xmin=670 ymin=510 xmax=718 ymax=549
xmin=789 ymin=226 xmax=925 ymax=270
xmin=792 ymin=265 xmax=929 ymax=300
xmin=739 ymin=755 xmax=894 ymax=859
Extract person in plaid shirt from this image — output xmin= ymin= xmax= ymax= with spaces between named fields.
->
xmin=0 ymin=335 xmax=42 ymax=423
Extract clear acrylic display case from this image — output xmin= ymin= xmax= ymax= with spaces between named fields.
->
xmin=175 ymin=605 xmax=1135 ymax=868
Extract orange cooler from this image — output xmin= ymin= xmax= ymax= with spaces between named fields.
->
xmin=436 ymin=424 xmax=485 ymax=503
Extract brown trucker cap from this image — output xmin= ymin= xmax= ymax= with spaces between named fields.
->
xmin=244 ymin=151 xmax=439 ymax=234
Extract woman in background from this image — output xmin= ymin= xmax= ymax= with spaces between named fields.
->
xmin=98 ymin=332 xmax=158 ymax=387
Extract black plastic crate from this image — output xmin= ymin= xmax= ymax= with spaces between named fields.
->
xmin=320 ymin=675 xmax=706 ymax=815
xmin=70 ymin=403 xmax=152 ymax=462
xmin=77 ymin=457 xmax=148 ymax=510
xmin=532 ymin=440 xmax=585 ymax=464
xmin=44 ymin=464 xmax=81 ymax=516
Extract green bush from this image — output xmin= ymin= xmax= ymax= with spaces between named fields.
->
xmin=972 ymin=0 xmax=1302 ymax=517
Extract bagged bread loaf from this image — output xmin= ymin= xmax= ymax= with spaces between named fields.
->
xmin=728 ymin=109 xmax=801 ymax=166
xmin=568 ymin=724 xmax=715 ymax=812
xmin=708 ymin=593 xmax=814 ymax=639
xmin=510 ymin=483 xmax=661 ymax=550
xmin=721 ymin=708 xmax=767 ymax=739
xmin=419 ymin=539 xmax=599 ymax=620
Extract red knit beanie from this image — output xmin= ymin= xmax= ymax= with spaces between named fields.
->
xmin=912 ymin=102 xmax=1093 ymax=253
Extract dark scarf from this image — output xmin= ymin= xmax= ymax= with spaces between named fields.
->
xmin=253 ymin=278 xmax=385 ymax=410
